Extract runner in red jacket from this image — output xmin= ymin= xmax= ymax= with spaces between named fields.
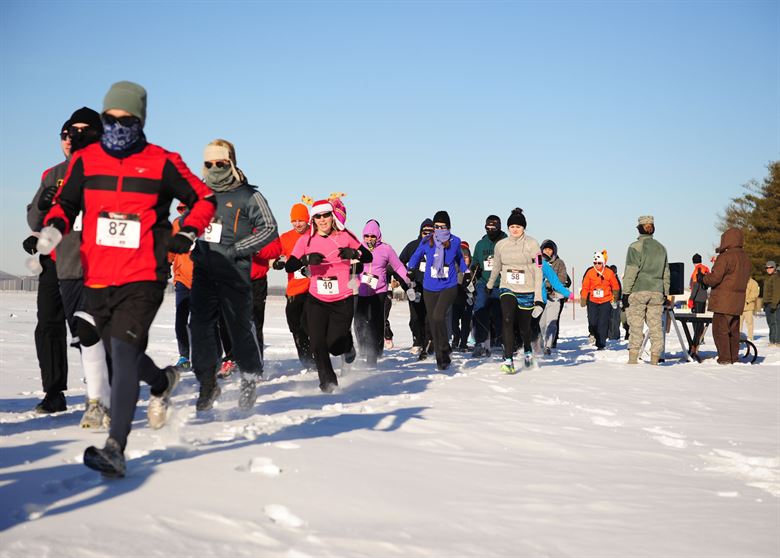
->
xmin=41 ymin=81 xmax=215 ymax=478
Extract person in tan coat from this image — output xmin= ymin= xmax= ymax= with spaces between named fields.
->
xmin=740 ymin=277 xmax=759 ymax=341
xmin=701 ymin=228 xmax=752 ymax=364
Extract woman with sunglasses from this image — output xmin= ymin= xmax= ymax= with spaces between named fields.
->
xmin=406 ymin=211 xmax=468 ymax=371
xmin=190 ymin=139 xmax=279 ymax=412
xmin=485 ymin=208 xmax=543 ymax=374
xmin=354 ymin=219 xmax=411 ymax=368
xmin=285 ymin=196 xmax=373 ymax=392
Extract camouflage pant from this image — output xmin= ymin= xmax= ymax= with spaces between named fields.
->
xmin=626 ymin=291 xmax=665 ymax=355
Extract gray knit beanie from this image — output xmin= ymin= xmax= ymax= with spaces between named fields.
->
xmin=103 ymin=81 xmax=147 ymax=125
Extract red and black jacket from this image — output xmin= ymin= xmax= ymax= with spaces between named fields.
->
xmin=45 ymin=142 xmax=215 ymax=287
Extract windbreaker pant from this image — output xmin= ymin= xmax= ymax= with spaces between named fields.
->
xmin=306 ymin=295 xmax=355 ymax=389
xmin=451 ymin=301 xmax=473 ymax=348
xmin=174 ymin=282 xmax=191 ymax=359
xmin=423 ymin=287 xmax=457 ymax=368
xmin=355 ymin=294 xmax=384 ymax=366
xmin=473 ymin=282 xmax=501 ymax=345
xmin=59 ymin=279 xmax=84 ymax=342
xmin=767 ymin=305 xmax=780 ymax=344
xmin=84 ymin=282 xmax=168 ymax=451
xmin=252 ymin=277 xmax=268 ymax=359
xmin=191 ymin=267 xmax=263 ymax=384
xmin=286 ymin=293 xmax=314 ymax=368
xmin=218 ymin=311 xmax=233 ymax=361
xmin=36 ymin=255 xmax=68 ymax=395
xmin=712 ymin=313 xmax=740 ymax=364
xmin=384 ymin=292 xmax=394 ymax=341
xmin=408 ymin=297 xmax=428 ymax=349
xmin=587 ymin=300 xmax=612 ymax=350
xmin=499 ymin=293 xmax=533 ymax=358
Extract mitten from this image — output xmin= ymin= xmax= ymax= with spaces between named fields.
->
xmin=169 ymin=226 xmax=197 ymax=254
xmin=22 ymin=234 xmax=38 ymax=255
xmin=338 ymin=246 xmax=359 ymax=260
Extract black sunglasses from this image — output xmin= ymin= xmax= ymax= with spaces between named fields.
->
xmin=204 ymin=161 xmax=230 ymax=169
xmin=363 ymin=234 xmax=377 ymax=238
xmin=102 ymin=114 xmax=140 ymax=127
xmin=313 ymin=212 xmax=332 ymax=220
xmin=433 ymin=224 xmax=448 ymax=230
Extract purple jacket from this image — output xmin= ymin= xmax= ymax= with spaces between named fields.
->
xmin=359 ymin=220 xmax=410 ymax=296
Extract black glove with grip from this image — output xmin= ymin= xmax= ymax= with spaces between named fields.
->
xmin=169 ymin=226 xmax=197 ymax=254
xmin=37 ymin=185 xmax=59 ymax=211
xmin=272 ymin=257 xmax=286 ymax=270
xmin=621 ymin=294 xmax=630 ymax=309
xmin=338 ymin=246 xmax=359 ymax=260
xmin=302 ymin=252 xmax=324 ymax=266
xmin=23 ymin=235 xmax=38 ymax=255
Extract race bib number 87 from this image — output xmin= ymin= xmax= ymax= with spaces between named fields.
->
xmin=96 ymin=212 xmax=141 ymax=248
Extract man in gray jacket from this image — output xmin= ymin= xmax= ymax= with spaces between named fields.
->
xmin=622 ymin=215 xmax=670 ymax=365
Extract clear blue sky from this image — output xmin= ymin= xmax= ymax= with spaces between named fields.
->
xmin=1 ymin=0 xmax=777 ymax=287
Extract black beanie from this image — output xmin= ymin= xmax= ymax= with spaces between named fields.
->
xmin=485 ymin=214 xmax=501 ymax=228
xmin=507 ymin=207 xmax=526 ymax=228
xmin=68 ymin=107 xmax=104 ymax=134
xmin=433 ymin=210 xmax=451 ymax=229
xmin=692 ymin=253 xmax=702 ymax=264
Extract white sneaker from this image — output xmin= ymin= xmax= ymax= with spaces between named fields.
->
xmin=147 ymin=367 xmax=180 ymax=429
xmin=80 ymin=399 xmax=110 ymax=430
xmin=410 ymin=346 xmax=422 ymax=355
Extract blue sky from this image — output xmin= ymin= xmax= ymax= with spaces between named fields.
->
xmin=0 ymin=0 xmax=777 ymax=287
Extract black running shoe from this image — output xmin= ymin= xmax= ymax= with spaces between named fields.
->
xmin=35 ymin=392 xmax=66 ymax=414
xmin=196 ymin=380 xmax=221 ymax=412
xmin=84 ymin=437 xmax=126 ymax=478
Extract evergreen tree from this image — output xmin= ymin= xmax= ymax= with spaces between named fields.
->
xmin=719 ymin=161 xmax=780 ymax=280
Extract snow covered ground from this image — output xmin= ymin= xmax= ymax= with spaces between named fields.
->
xmin=1 ymin=291 xmax=778 ymax=557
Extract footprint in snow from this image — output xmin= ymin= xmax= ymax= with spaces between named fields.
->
xmin=264 ymin=504 xmax=305 ymax=528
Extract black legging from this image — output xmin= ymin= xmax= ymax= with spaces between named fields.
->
xmin=423 ymin=287 xmax=458 ymax=368
xmin=499 ymin=292 xmax=533 ymax=359
xmin=306 ymin=295 xmax=355 ymax=390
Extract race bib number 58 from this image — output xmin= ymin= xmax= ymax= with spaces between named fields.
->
xmin=96 ymin=212 xmax=141 ymax=248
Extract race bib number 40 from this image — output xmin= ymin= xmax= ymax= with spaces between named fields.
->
xmin=96 ymin=212 xmax=141 ymax=248
xmin=316 ymin=276 xmax=339 ymax=295
xmin=506 ymin=269 xmax=525 ymax=285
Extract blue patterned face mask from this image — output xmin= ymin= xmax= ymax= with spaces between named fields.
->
xmin=101 ymin=116 xmax=143 ymax=154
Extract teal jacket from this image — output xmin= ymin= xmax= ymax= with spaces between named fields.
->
xmin=472 ymin=231 xmax=507 ymax=285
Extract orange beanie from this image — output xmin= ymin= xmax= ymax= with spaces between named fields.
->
xmin=290 ymin=203 xmax=309 ymax=222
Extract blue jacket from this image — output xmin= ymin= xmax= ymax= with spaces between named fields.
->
xmin=408 ymin=234 xmax=468 ymax=292
xmin=542 ymin=260 xmax=571 ymax=303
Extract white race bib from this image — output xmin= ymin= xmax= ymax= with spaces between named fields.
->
xmin=430 ymin=265 xmax=449 ymax=278
xmin=72 ymin=212 xmax=83 ymax=232
xmin=506 ymin=269 xmax=525 ymax=285
xmin=361 ymin=273 xmax=379 ymax=289
xmin=483 ymin=256 xmax=494 ymax=271
xmin=316 ymin=276 xmax=339 ymax=295
xmin=96 ymin=212 xmax=140 ymax=249
xmin=418 ymin=260 xmax=427 ymax=272
xmin=593 ymin=289 xmax=605 ymax=298
xmin=203 ymin=222 xmax=223 ymax=243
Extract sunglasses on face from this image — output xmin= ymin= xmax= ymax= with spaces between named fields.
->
xmin=433 ymin=224 xmax=448 ymax=230
xmin=422 ymin=228 xmax=434 ymax=235
xmin=101 ymin=114 xmax=140 ymax=127
xmin=204 ymin=161 xmax=230 ymax=169
xmin=363 ymin=234 xmax=377 ymax=239
xmin=313 ymin=212 xmax=332 ymax=220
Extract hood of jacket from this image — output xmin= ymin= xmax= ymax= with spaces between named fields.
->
xmin=418 ymin=218 xmax=434 ymax=238
xmin=716 ymin=227 xmax=744 ymax=253
xmin=363 ymin=219 xmax=382 ymax=245
xmin=541 ymin=239 xmax=558 ymax=260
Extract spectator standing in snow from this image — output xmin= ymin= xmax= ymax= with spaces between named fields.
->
xmin=763 ymin=261 xmax=780 ymax=345
xmin=42 ymin=81 xmax=216 ymax=477
xmin=700 ymin=228 xmax=751 ymax=364
xmin=621 ymin=215 xmax=669 ymax=365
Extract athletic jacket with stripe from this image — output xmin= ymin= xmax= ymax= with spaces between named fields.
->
xmin=44 ymin=141 xmax=216 ymax=287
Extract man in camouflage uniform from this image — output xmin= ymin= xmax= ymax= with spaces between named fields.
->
xmin=621 ymin=215 xmax=670 ymax=365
